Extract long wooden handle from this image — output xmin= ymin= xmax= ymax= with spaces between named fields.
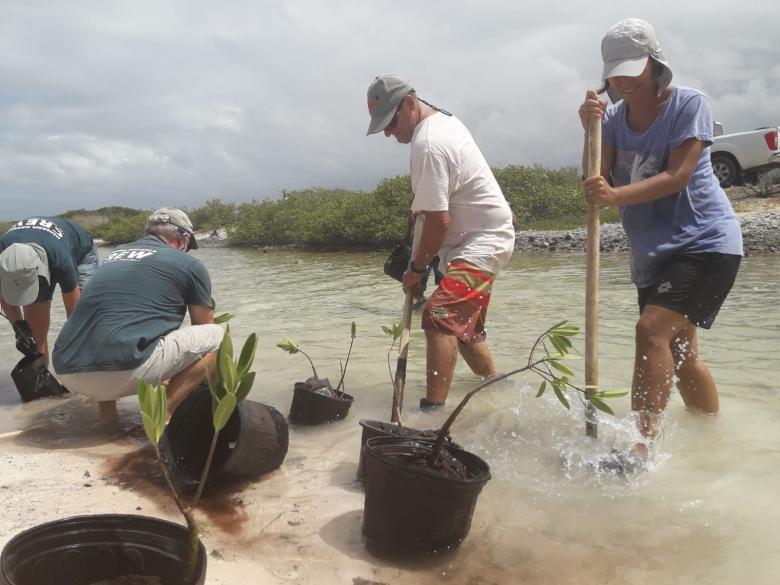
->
xmin=391 ymin=215 xmax=425 ymax=423
xmin=585 ymin=117 xmax=601 ymax=439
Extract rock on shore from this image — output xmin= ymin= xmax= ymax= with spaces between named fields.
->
xmin=514 ymin=210 xmax=780 ymax=254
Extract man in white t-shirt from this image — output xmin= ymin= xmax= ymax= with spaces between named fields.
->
xmin=366 ymin=74 xmax=515 ymax=409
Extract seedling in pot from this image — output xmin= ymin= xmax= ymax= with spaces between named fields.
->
xmin=428 ymin=321 xmax=627 ymax=474
xmin=138 ymin=329 xmax=258 ymax=584
xmin=277 ymin=321 xmax=357 ymax=397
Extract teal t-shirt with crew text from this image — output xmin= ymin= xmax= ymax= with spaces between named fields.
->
xmin=0 ymin=216 xmax=93 ymax=299
xmin=53 ymin=237 xmax=212 ymax=373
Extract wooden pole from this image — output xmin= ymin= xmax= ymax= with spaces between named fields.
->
xmin=585 ymin=117 xmax=601 ymax=439
xmin=391 ymin=216 xmax=424 ymax=423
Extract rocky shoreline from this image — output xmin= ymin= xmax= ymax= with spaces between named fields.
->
xmin=514 ymin=210 xmax=780 ymax=254
xmin=194 ymin=208 xmax=780 ymax=254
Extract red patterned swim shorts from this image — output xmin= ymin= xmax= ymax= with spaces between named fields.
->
xmin=421 ymin=259 xmax=495 ymax=343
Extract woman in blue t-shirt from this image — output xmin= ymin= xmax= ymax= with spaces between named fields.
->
xmin=578 ymin=18 xmax=743 ymax=465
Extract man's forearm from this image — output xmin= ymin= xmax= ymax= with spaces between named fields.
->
xmin=413 ymin=212 xmax=449 ymax=269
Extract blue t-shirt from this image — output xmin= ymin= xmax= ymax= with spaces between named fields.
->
xmin=603 ymin=86 xmax=743 ymax=287
xmin=53 ymin=237 xmax=212 ymax=373
xmin=0 ymin=216 xmax=93 ymax=299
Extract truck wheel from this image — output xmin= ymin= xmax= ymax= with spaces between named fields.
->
xmin=711 ymin=155 xmax=741 ymax=187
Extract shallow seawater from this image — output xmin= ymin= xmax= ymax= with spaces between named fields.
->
xmin=1 ymin=247 xmax=778 ymax=584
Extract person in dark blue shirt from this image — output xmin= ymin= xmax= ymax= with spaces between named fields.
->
xmin=54 ymin=208 xmax=223 ymax=424
xmin=0 ymin=216 xmax=98 ymax=366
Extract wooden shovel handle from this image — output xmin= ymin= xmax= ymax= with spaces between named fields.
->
xmin=585 ymin=117 xmax=601 ymax=439
xmin=391 ymin=215 xmax=425 ymax=423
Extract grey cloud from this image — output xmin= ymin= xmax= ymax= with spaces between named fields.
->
xmin=0 ymin=1 xmax=777 ymax=218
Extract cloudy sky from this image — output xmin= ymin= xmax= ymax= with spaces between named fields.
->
xmin=1 ymin=0 xmax=777 ymax=219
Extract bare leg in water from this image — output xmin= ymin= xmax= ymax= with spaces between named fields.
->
xmin=631 ymin=305 xmax=717 ymax=461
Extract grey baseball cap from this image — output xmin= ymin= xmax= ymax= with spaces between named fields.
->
xmin=366 ymin=74 xmax=414 ymax=135
xmin=601 ymin=18 xmax=672 ymax=101
xmin=148 ymin=207 xmax=199 ymax=250
xmin=0 ymin=243 xmax=49 ymax=306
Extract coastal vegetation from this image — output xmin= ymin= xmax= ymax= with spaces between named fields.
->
xmin=1 ymin=165 xmax=621 ymax=246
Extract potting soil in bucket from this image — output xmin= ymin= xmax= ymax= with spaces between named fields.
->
xmin=362 ymin=436 xmax=491 ymax=555
xmin=356 ymin=420 xmax=460 ymax=481
xmin=162 ymin=388 xmax=289 ymax=490
xmin=0 ymin=514 xmax=206 ymax=585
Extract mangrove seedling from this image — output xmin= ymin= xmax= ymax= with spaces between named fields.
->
xmin=427 ymin=321 xmax=627 ymax=467
xmin=277 ymin=321 xmax=357 ymax=394
xmin=381 ymin=321 xmax=405 ymax=423
xmin=138 ymin=329 xmax=258 ymax=583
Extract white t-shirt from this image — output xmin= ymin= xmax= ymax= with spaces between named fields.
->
xmin=410 ymin=112 xmax=515 ymax=274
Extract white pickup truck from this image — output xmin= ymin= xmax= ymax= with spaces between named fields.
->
xmin=710 ymin=123 xmax=780 ymax=186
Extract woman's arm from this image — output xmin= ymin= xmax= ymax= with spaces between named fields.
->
xmin=583 ymin=137 xmax=704 ymax=207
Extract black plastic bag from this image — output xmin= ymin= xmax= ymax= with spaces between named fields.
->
xmin=11 ymin=354 xmax=69 ymax=402
xmin=383 ymin=242 xmax=411 ymax=282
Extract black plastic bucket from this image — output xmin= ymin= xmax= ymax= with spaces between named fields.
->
xmin=362 ymin=436 xmax=490 ymax=555
xmin=162 ymin=388 xmax=289 ymax=490
xmin=11 ymin=355 xmax=68 ymax=403
xmin=288 ymin=381 xmax=353 ymax=425
xmin=0 ymin=514 xmax=206 ymax=585
xmin=356 ymin=419 xmax=460 ymax=481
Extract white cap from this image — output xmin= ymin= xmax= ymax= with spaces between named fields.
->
xmin=0 ymin=243 xmax=49 ymax=306
xmin=601 ymin=18 xmax=673 ymax=101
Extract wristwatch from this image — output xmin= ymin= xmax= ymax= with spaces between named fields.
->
xmin=409 ymin=261 xmax=428 ymax=274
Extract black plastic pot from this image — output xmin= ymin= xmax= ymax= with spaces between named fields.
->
xmin=288 ymin=381 xmax=353 ymax=425
xmin=11 ymin=355 xmax=68 ymax=403
xmin=162 ymin=388 xmax=289 ymax=490
xmin=362 ymin=436 xmax=490 ymax=555
xmin=0 ymin=514 xmax=206 ymax=585
xmin=356 ymin=419 xmax=460 ymax=481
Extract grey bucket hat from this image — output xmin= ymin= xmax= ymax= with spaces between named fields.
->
xmin=0 ymin=243 xmax=49 ymax=306
xmin=366 ymin=74 xmax=414 ymax=135
xmin=601 ymin=18 xmax=673 ymax=102
xmin=148 ymin=207 xmax=199 ymax=250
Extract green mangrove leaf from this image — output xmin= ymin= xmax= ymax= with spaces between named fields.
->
xmin=221 ymin=332 xmax=234 ymax=361
xmin=549 ymin=360 xmax=575 ymax=377
xmin=381 ymin=325 xmax=392 ymax=336
xmin=210 ymin=296 xmax=217 ymax=310
xmin=213 ymin=393 xmax=237 ymax=432
xmin=235 ymin=371 xmax=256 ymax=403
xmin=550 ymin=335 xmax=568 ymax=356
xmin=218 ymin=349 xmax=236 ymax=392
xmin=536 ymin=380 xmax=547 ymax=397
xmin=214 ymin=312 xmax=234 ymax=324
xmin=550 ymin=326 xmax=579 ymax=337
xmin=589 ymin=395 xmax=615 ymax=415
xmin=277 ymin=338 xmax=300 ymax=354
xmin=137 ymin=381 xmax=166 ymax=444
xmin=237 ymin=333 xmax=258 ymax=379
xmin=595 ymin=390 xmax=629 ymax=398
xmin=552 ymin=383 xmax=571 ymax=410
xmin=140 ymin=412 xmax=161 ymax=446
xmin=546 ymin=320 xmax=568 ymax=333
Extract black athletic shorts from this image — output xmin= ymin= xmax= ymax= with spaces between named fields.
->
xmin=637 ymin=253 xmax=741 ymax=329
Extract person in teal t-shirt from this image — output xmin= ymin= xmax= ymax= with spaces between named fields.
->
xmin=0 ymin=216 xmax=98 ymax=366
xmin=53 ymin=208 xmax=224 ymax=424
